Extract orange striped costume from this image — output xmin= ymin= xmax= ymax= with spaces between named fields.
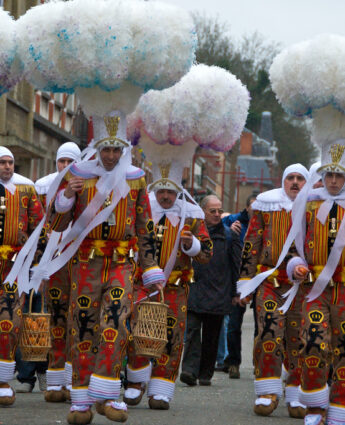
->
xmin=239 ymin=207 xmax=305 ymax=403
xmin=0 ymin=179 xmax=44 ymax=383
xmin=126 ymin=212 xmax=212 ymax=401
xmin=48 ymin=166 xmax=162 ymax=404
xmin=296 ymin=200 xmax=345 ymax=418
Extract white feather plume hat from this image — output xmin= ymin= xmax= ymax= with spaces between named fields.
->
xmin=269 ymin=34 xmax=345 ymax=175
xmin=127 ymin=64 xmax=250 ymax=193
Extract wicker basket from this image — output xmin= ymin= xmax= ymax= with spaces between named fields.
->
xmin=132 ymin=290 xmax=168 ymax=358
xmin=19 ymin=290 xmax=51 ymax=361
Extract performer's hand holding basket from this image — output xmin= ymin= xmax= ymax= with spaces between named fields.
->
xmin=133 ymin=289 xmax=168 ymax=358
xmin=19 ymin=290 xmax=51 ymax=361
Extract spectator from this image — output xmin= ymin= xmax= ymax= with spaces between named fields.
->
xmin=222 ymin=195 xmax=256 ymax=378
xmin=180 ymin=195 xmax=242 ymax=386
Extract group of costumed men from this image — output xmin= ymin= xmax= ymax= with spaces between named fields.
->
xmin=0 ymin=2 xmax=250 ymax=425
xmin=2 ymin=2 xmax=345 ymax=425
xmin=237 ymin=34 xmax=345 ymax=425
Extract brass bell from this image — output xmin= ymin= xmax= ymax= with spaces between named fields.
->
xmin=104 ymin=196 xmax=112 ymax=208
xmin=0 ymin=196 xmax=7 ymax=211
xmin=129 ymin=248 xmax=134 ymax=259
xmin=174 ymin=277 xmax=181 ymax=287
xmin=273 ymin=277 xmax=280 ymax=288
xmin=88 ymin=248 xmax=95 ymax=260
xmin=112 ymin=249 xmax=118 ymax=263
xmin=156 ymin=233 xmax=163 ymax=242
xmin=11 ymin=252 xmax=17 ymax=262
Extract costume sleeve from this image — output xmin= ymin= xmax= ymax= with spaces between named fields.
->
xmin=135 ymin=183 xmax=165 ymax=286
xmin=27 ymin=186 xmax=45 ymax=233
xmin=47 ymin=180 xmax=75 ymax=232
xmin=239 ymin=210 xmax=264 ymax=280
xmin=190 ymin=218 xmax=213 ymax=264
xmin=181 ymin=236 xmax=200 ymax=256
xmin=27 ymin=186 xmax=46 ymax=262
xmin=38 ymin=194 xmax=47 ymax=210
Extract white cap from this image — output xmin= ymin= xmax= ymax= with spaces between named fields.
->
xmin=282 ymin=163 xmax=308 ymax=186
xmin=56 ymin=142 xmax=81 ymax=162
xmin=0 ymin=146 xmax=14 ymax=159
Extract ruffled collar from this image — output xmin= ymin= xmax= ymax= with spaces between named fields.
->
xmin=251 ymin=188 xmax=293 ymax=212
xmin=149 ymin=192 xmax=204 ymax=227
xmin=35 ymin=172 xmax=58 ymax=195
xmin=0 ymin=173 xmax=34 ymax=195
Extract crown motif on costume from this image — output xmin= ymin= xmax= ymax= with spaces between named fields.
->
xmin=49 ymin=287 xmax=62 ymax=300
xmin=104 ymin=116 xmax=120 ymax=139
xmin=167 ymin=316 xmax=177 ymax=328
xmin=264 ymin=300 xmax=277 ymax=312
xmin=309 ymin=310 xmax=323 ymax=323
xmin=52 ymin=327 xmax=65 ymax=338
xmin=77 ymin=340 xmax=92 ymax=352
xmin=103 ymin=328 xmax=118 ymax=343
xmin=159 ymin=163 xmax=171 ymax=179
xmin=77 ymin=295 xmax=91 ymax=309
xmin=4 ymin=282 xmax=17 ymax=293
xmin=0 ymin=320 xmax=13 ymax=333
xmin=330 ymin=144 xmax=345 ymax=167
xmin=110 ymin=287 xmax=124 ymax=301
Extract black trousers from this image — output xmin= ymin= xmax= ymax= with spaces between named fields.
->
xmin=224 ymin=303 xmax=246 ymax=367
xmin=182 ymin=311 xmax=224 ymax=381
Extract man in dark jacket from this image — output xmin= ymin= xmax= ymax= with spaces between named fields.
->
xmin=180 ymin=195 xmax=242 ymax=386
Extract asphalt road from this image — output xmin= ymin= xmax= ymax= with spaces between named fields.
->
xmin=1 ymin=310 xmax=300 ymax=425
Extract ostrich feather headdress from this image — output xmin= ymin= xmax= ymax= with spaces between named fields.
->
xmin=128 ymin=64 xmax=250 ymax=191
xmin=0 ymin=8 xmax=23 ymax=95
xmin=270 ymin=34 xmax=345 ymax=173
xmin=17 ymin=0 xmax=197 ymax=118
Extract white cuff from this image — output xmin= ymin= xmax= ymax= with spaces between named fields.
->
xmin=181 ymin=236 xmax=201 ymax=257
xmin=55 ymin=189 xmax=75 ymax=213
xmin=287 ymin=256 xmax=307 ymax=283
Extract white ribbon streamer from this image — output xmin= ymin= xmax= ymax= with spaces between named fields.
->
xmin=4 ymin=150 xmax=90 ymax=294
xmin=280 ymin=177 xmax=345 ymax=311
xmin=238 ymin=171 xmax=321 ymax=300
xmin=306 ymin=198 xmax=345 ymax=302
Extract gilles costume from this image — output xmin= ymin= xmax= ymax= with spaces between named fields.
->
xmin=287 ymin=141 xmax=345 ymax=425
xmin=43 ymin=113 xmax=165 ymax=423
xmin=268 ymin=33 xmax=345 ymax=425
xmin=12 ymin=0 xmax=199 ymax=422
xmin=125 ymin=185 xmax=212 ymax=408
xmin=0 ymin=147 xmax=44 ymax=405
xmin=237 ymin=164 xmax=308 ymax=418
xmin=35 ymin=142 xmax=81 ymax=401
xmin=124 ymin=62 xmax=249 ymax=409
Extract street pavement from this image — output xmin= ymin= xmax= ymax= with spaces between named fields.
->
xmin=1 ymin=310 xmax=300 ymax=425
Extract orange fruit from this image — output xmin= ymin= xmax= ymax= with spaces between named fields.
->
xmin=296 ymin=265 xmax=309 ymax=276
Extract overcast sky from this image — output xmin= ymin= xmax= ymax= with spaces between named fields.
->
xmin=161 ymin=0 xmax=345 ymax=47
